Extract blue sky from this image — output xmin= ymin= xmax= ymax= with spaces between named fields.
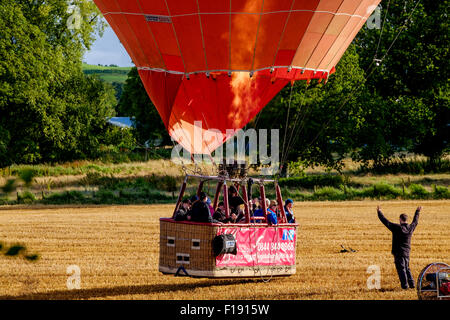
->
xmin=83 ymin=25 xmax=134 ymax=67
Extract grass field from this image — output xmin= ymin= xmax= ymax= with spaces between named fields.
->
xmin=81 ymin=63 xmax=131 ymax=83
xmin=0 ymin=200 xmax=448 ymax=300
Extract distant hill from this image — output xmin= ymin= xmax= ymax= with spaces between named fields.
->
xmin=82 ymin=63 xmax=131 ymax=84
xmin=82 ymin=63 xmax=132 ymax=102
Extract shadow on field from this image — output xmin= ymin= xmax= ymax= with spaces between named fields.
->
xmin=0 ymin=279 xmax=261 ymax=300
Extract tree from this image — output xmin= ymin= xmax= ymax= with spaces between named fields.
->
xmin=254 ymin=45 xmax=366 ymax=172
xmin=118 ymin=67 xmax=170 ymax=146
xmin=0 ymin=0 xmax=118 ymax=166
xmin=355 ymin=0 xmax=449 ymax=167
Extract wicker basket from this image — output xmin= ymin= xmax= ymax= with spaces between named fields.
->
xmin=159 ymin=218 xmax=297 ymax=278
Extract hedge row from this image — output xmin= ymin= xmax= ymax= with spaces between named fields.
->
xmin=282 ymin=183 xmax=450 ymax=201
xmin=278 ymin=175 xmax=345 ymax=188
xmin=2 ymin=182 xmax=447 ymax=206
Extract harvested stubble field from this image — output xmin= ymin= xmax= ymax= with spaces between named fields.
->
xmin=0 ymin=200 xmax=448 ymax=300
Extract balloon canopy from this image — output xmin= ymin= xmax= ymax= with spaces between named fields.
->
xmin=93 ymin=0 xmax=380 ymax=154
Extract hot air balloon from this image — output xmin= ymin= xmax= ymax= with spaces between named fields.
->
xmin=92 ymin=0 xmax=380 ymax=278
xmin=94 ymin=0 xmax=380 ymax=155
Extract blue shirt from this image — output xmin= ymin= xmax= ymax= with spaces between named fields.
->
xmin=253 ymin=208 xmax=264 ymax=217
xmin=266 ymin=209 xmax=278 ymax=225
xmin=252 ymin=208 xmax=277 ymax=224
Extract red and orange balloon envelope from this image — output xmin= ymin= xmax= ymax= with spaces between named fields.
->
xmin=93 ymin=0 xmax=380 ymax=154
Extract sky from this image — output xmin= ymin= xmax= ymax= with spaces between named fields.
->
xmin=83 ymin=25 xmax=134 ymax=67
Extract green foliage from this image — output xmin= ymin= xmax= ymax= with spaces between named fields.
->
xmin=433 ymin=185 xmax=450 ymax=199
xmin=42 ymin=190 xmax=86 ymax=204
xmin=118 ymin=67 xmax=170 ymax=146
xmin=17 ymin=191 xmax=36 ymax=203
xmin=256 ymin=45 xmax=366 ymax=170
xmin=357 ymin=157 xmax=450 ymax=175
xmin=355 ymin=1 xmax=449 ymax=166
xmin=286 ymin=160 xmax=307 ymax=177
xmin=313 ymin=187 xmax=345 ymax=200
xmin=94 ymin=189 xmax=118 ymax=203
xmin=1 ymin=178 xmax=17 ymax=194
xmin=278 ymin=175 xmax=344 ymax=189
xmin=408 ymin=184 xmax=430 ymax=199
xmin=82 ymin=64 xmax=130 ymax=76
xmin=0 ymin=0 xmax=120 ymax=167
xmin=159 ymin=175 xmax=178 ymax=193
xmin=361 ymin=183 xmax=402 ymax=199
xmin=96 ymin=188 xmax=173 ymax=204
xmin=19 ymin=169 xmax=36 ymax=188
xmin=81 ymin=64 xmax=130 ymax=103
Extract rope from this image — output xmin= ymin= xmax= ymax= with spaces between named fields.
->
xmin=250 ymin=0 xmax=265 ymax=73
xmin=170 ymin=139 xmax=190 ymax=175
xmin=280 ymin=83 xmax=310 ymax=169
xmin=253 ymin=109 xmax=263 ymax=129
xmin=134 ymin=141 xmax=166 ymax=160
xmin=195 ymin=0 xmax=209 ymax=75
xmin=379 ymin=0 xmax=422 ymax=63
xmin=374 ymin=0 xmax=391 ymax=60
xmin=280 ymin=83 xmax=294 ymax=172
xmin=228 ymin=0 xmax=232 ymax=72
xmin=200 ymin=112 xmax=220 ymax=175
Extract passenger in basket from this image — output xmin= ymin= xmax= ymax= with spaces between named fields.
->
xmin=206 ymin=197 xmax=214 ymax=215
xmin=284 ymin=199 xmax=296 ymax=223
xmin=267 ymin=200 xmax=278 ymax=225
xmin=190 ymin=194 xmax=199 ymax=204
xmin=252 ymin=199 xmax=270 ymax=223
xmin=213 ymin=201 xmax=229 ymax=223
xmin=251 ymin=197 xmax=260 ymax=213
xmin=173 ymin=198 xmax=191 ymax=221
xmin=228 ymin=185 xmax=244 ymax=213
xmin=230 ymin=204 xmax=245 ymax=223
xmin=188 ymin=192 xmax=221 ymax=223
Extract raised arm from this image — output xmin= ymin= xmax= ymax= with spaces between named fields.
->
xmin=410 ymin=206 xmax=421 ymax=230
xmin=377 ymin=206 xmax=394 ymax=231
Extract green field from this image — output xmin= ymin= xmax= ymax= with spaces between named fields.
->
xmin=81 ymin=63 xmax=131 ymax=83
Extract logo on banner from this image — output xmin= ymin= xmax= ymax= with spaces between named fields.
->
xmin=225 ymin=240 xmax=235 ymax=248
xmin=282 ymin=230 xmax=295 ymax=241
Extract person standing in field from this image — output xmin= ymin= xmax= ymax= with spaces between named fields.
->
xmin=377 ymin=205 xmax=421 ymax=290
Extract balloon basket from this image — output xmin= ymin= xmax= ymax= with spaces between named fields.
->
xmin=159 ymin=219 xmax=297 ymax=278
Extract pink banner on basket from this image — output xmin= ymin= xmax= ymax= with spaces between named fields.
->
xmin=215 ymin=226 xmax=297 ymax=267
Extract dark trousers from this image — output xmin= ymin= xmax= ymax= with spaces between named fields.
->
xmin=394 ymin=255 xmax=415 ymax=289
